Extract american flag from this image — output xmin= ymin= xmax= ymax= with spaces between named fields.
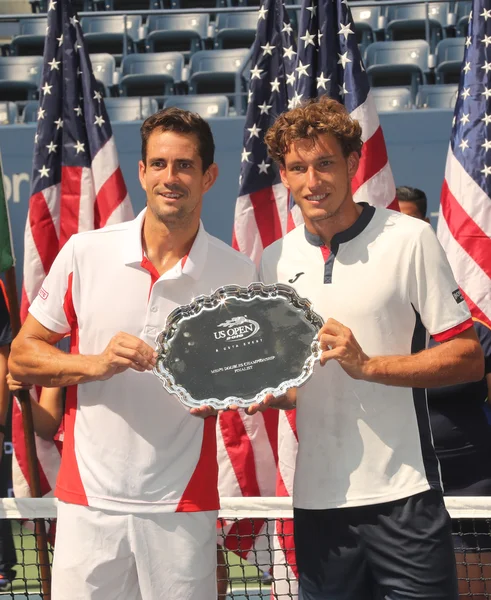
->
xmin=437 ymin=0 xmax=491 ymax=327
xmin=232 ymin=0 xmax=299 ymax=264
xmin=13 ymin=0 xmax=133 ymax=499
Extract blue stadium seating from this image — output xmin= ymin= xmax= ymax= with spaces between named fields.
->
xmin=119 ymin=52 xmax=184 ymax=97
xmin=21 ymin=99 xmax=40 ymax=123
xmin=81 ymin=15 xmax=143 ymax=57
xmin=0 ymin=101 xmax=17 ymax=124
xmin=214 ymin=12 xmax=258 ymax=49
xmin=0 ymin=56 xmax=43 ymax=101
xmin=435 ymin=37 xmax=465 ymax=84
xmin=416 ymin=83 xmax=458 ymax=109
xmin=188 ymin=49 xmax=249 ymax=100
xmin=163 ymin=94 xmax=229 ymax=118
xmin=104 ymin=97 xmax=159 ymax=121
xmin=145 ymin=14 xmax=209 ymax=59
xmin=455 ymin=0 xmax=471 ymax=36
xmin=370 ymin=87 xmax=413 ymax=111
xmin=89 ymin=53 xmax=116 ymax=97
xmin=10 ymin=17 xmax=47 ymax=56
xmin=350 ymin=5 xmax=383 ymax=53
xmin=385 ymin=3 xmax=450 ymax=52
xmin=365 ymin=40 xmax=430 ymax=100
xmin=93 ymin=0 xmax=164 ymax=8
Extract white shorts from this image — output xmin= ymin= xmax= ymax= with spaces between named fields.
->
xmin=52 ymin=501 xmax=218 ymax=600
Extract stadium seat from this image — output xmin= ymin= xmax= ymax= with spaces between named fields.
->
xmin=146 ymin=14 xmax=209 ymax=59
xmin=350 ymin=5 xmax=383 ymax=53
xmin=455 ymin=0 xmax=471 ymax=36
xmin=188 ymin=49 xmax=249 ymax=103
xmin=0 ymin=56 xmax=43 ymax=101
xmin=93 ymin=0 xmax=163 ymax=8
xmin=21 ymin=99 xmax=38 ymax=123
xmin=89 ymin=53 xmax=116 ymax=97
xmin=385 ymin=3 xmax=450 ymax=52
xmin=163 ymin=95 xmax=229 ymax=118
xmin=416 ymin=83 xmax=458 ymax=109
xmin=104 ymin=97 xmax=159 ymax=121
xmin=10 ymin=17 xmax=47 ymax=56
xmin=365 ymin=40 xmax=430 ymax=100
xmin=171 ymin=0 xmax=229 ymax=8
xmin=81 ymin=15 xmax=142 ymax=57
xmin=435 ymin=38 xmax=465 ymax=84
xmin=214 ymin=12 xmax=258 ymax=49
xmin=0 ymin=101 xmax=17 ymax=124
xmin=370 ymin=87 xmax=413 ymax=112
xmin=30 ymin=0 xmax=91 ymax=10
xmin=119 ymin=52 xmax=184 ymax=97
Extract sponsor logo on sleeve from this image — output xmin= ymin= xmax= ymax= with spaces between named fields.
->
xmin=38 ymin=287 xmax=49 ymax=300
xmin=452 ymin=289 xmax=465 ymax=304
xmin=288 ymin=272 xmax=305 ymax=284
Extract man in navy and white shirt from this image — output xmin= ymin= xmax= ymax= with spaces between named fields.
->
xmin=250 ymin=96 xmax=484 ymax=600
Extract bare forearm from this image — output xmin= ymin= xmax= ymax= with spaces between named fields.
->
xmin=9 ymin=337 xmax=100 ymax=387
xmin=362 ymin=343 xmax=484 ymax=388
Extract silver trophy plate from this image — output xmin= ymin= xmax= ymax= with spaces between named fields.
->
xmin=153 ymin=282 xmax=323 ymax=409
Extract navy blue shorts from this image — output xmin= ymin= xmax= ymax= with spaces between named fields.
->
xmin=294 ymin=490 xmax=458 ymax=600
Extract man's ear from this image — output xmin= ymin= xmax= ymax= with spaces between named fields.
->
xmin=138 ymin=160 xmax=146 ymax=192
xmin=203 ymin=163 xmax=219 ymax=194
xmin=347 ymin=152 xmax=360 ymax=180
xmin=279 ymin=165 xmax=290 ymax=189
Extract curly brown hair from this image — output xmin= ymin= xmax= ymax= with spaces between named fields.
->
xmin=264 ymin=96 xmax=363 ymax=166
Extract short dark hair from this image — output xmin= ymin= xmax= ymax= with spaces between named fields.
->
xmin=396 ymin=186 xmax=428 ymax=218
xmin=140 ymin=107 xmax=215 ymax=172
xmin=265 ymin=96 xmax=363 ymax=166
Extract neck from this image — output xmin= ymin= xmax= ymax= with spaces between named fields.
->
xmin=305 ymin=199 xmax=363 ymax=247
xmin=142 ymin=211 xmax=199 ymax=277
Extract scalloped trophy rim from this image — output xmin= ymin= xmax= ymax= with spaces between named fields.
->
xmin=153 ymin=282 xmax=324 ymax=409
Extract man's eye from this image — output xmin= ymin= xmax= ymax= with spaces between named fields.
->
xmin=180 ymin=163 xmax=192 ymax=169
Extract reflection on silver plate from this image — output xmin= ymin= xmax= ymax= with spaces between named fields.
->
xmin=153 ymin=282 xmax=323 ymax=409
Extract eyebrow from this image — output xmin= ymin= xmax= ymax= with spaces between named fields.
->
xmin=149 ymin=157 xmax=196 ymax=164
xmin=286 ymin=154 xmax=336 ymax=168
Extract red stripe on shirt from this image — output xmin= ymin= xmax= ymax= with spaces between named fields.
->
xmin=60 ymin=166 xmax=82 ymax=248
xmin=176 ymin=416 xmax=219 ymax=511
xmin=55 ymin=272 xmax=88 ymax=505
xmin=250 ymin=187 xmax=283 ymax=250
xmin=94 ymin=167 xmax=128 ymax=229
xmin=460 ymin=289 xmax=491 ymax=330
xmin=441 ymin=180 xmax=491 ymax=280
xmin=351 ymin=127 xmax=388 ymax=195
xmin=219 ymin=410 xmax=261 ymax=497
xmin=28 ymin=191 xmax=59 ymax=275
xmin=432 ymin=317 xmax=474 ymax=343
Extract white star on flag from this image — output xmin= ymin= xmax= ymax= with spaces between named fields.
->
xmin=306 ymin=4 xmax=317 ymax=16
xmin=74 ymin=141 xmax=85 ymax=154
xmin=42 ymin=83 xmax=52 ymax=95
xmin=282 ymin=22 xmax=293 ymax=35
xmin=483 ymin=87 xmax=491 ymax=98
xmin=257 ymin=160 xmax=270 ymax=174
xmin=257 ymin=6 xmax=268 ymax=20
xmin=463 ymin=61 xmax=472 ymax=73
xmin=337 ymin=52 xmax=351 ymax=69
xmin=46 ymin=141 xmax=57 ymax=154
xmin=258 ymin=101 xmax=272 ymax=114
xmin=482 ymin=34 xmax=491 ymax=47
xmin=286 ymin=72 xmax=296 ymax=86
xmin=270 ymin=77 xmax=281 ymax=92
xmin=250 ymin=65 xmax=263 ymax=79
xmin=39 ymin=165 xmax=50 ymax=177
xmin=482 ymin=113 xmax=491 ymax=125
xmin=338 ymin=22 xmax=354 ymax=39
xmin=483 ymin=139 xmax=491 ymax=150
xmin=48 ymin=0 xmax=56 ymax=9
xmin=481 ymin=164 xmax=491 ymax=176
xmin=295 ymin=61 xmax=310 ymax=78
xmin=284 ymin=46 xmax=296 ymax=59
xmin=248 ymin=124 xmax=262 ymax=139
xmin=459 ymin=139 xmax=469 ymax=151
xmin=483 ymin=61 xmax=491 ymax=73
xmin=261 ymin=42 xmax=275 ymax=56
xmin=316 ymin=72 xmax=330 ymax=89
xmin=48 ymin=58 xmax=60 ymax=70
xmin=300 ymin=30 xmax=316 ymax=47
xmin=54 ymin=118 xmax=63 ymax=129
xmin=94 ymin=91 xmax=103 ymax=102
xmin=94 ymin=115 xmax=105 ymax=127
xmin=74 ymin=105 xmax=83 ymax=116
xmin=460 ymin=112 xmax=470 ymax=124
xmin=339 ymin=82 xmax=349 ymax=97
xmin=241 ymin=149 xmax=251 ymax=162
xmin=461 ymin=88 xmax=471 ymax=99
xmin=57 ymin=34 xmax=63 ymax=46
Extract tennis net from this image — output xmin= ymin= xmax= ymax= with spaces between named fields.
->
xmin=0 ymin=497 xmax=490 ymax=598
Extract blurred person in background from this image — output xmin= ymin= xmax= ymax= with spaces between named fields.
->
xmin=398 ymin=185 xmax=491 ymax=599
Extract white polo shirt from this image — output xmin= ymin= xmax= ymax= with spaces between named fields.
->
xmin=29 ymin=208 xmax=257 ymax=513
xmin=260 ymin=204 xmax=472 ymax=510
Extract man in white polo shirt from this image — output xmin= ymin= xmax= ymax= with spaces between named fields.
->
xmin=9 ymin=108 xmax=256 ymax=600
xmin=250 ymin=96 xmax=484 ymax=599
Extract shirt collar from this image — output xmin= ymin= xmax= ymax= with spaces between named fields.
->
xmin=304 ymin=202 xmax=375 ymax=251
xmin=123 ymin=207 xmax=208 ymax=281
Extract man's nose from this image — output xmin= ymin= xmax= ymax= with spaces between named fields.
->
xmin=307 ymin=166 xmax=322 ymax=189
xmin=163 ymin=164 xmax=179 ymax=183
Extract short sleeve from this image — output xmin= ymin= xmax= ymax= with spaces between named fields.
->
xmin=28 ymin=236 xmax=76 ymax=335
xmin=474 ymin=321 xmax=491 ymax=374
xmin=0 ymin=283 xmax=12 ymax=347
xmin=408 ymin=224 xmax=472 ymax=342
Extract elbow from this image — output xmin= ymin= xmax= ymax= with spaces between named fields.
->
xmin=469 ymin=343 xmax=485 ymax=382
